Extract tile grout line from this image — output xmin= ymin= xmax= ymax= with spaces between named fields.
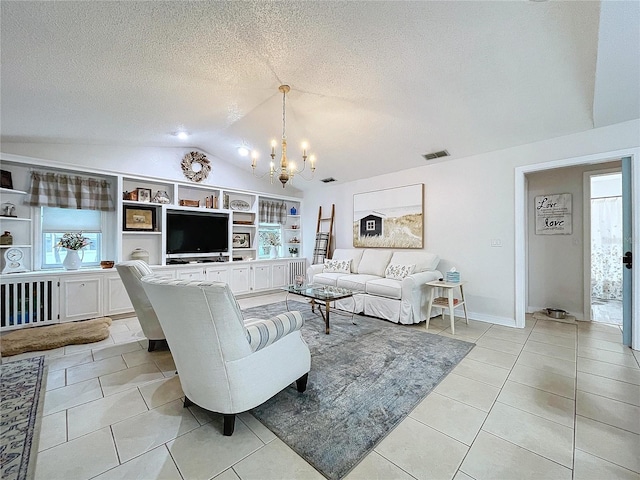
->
xmin=576 ymin=386 xmax=640 ymax=408
xmin=573 ymin=445 xmax=640 ymax=476
xmin=452 ymin=315 xmax=539 ymax=477
xmin=492 ymin=399 xmax=574 ymax=429
xmin=164 ymin=444 xmax=186 ymax=480
xmin=36 ymin=311 xmax=637 ymax=480
xmin=371 ymin=449 xmax=422 ymax=480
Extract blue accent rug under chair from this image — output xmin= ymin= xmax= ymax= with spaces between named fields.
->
xmin=0 ymin=355 xmax=47 ymax=480
xmin=245 ymin=301 xmax=474 ymax=480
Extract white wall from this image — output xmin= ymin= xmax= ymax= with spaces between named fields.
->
xmin=302 ymin=119 xmax=640 ymax=326
xmin=526 ymin=162 xmax=620 ymax=318
xmin=0 ymin=143 xmax=303 ymax=199
xmin=4 ymin=120 xmax=639 ymax=325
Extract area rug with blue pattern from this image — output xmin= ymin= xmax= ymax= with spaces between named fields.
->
xmin=0 ymin=355 xmax=47 ymax=480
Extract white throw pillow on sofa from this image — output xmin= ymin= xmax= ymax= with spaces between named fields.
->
xmin=323 ymin=259 xmax=351 ymax=274
xmin=332 ymin=249 xmax=364 ymax=273
xmin=385 ymin=263 xmax=415 ymax=280
xmin=358 ymin=250 xmax=393 ymax=277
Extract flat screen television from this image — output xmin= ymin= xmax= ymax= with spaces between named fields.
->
xmin=166 ymin=210 xmax=229 ymax=255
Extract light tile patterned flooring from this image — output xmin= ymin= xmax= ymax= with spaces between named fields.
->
xmin=4 ymin=292 xmax=640 ymax=480
xmin=591 ymin=299 xmax=623 ymax=326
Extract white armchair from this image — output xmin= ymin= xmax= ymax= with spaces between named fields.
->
xmin=115 ymin=261 xmax=166 ymax=351
xmin=140 ymin=276 xmax=311 ymax=436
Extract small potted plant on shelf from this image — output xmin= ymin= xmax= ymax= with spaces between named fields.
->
xmin=289 ymin=247 xmax=299 ymax=258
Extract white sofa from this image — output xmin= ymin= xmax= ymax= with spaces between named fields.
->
xmin=307 ymin=248 xmax=443 ymax=325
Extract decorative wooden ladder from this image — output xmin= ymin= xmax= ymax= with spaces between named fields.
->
xmin=312 ymin=204 xmax=335 ymax=264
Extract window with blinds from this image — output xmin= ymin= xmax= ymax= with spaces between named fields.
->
xmin=40 ymin=207 xmax=103 ymax=268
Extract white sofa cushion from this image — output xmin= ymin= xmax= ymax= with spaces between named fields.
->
xmin=390 ymin=251 xmax=439 ymax=272
xmin=336 ymin=274 xmax=380 ymax=292
xmin=332 ymin=249 xmax=364 ymax=273
xmin=358 ymin=250 xmax=393 ymax=277
xmin=366 ymin=278 xmax=402 ymax=300
xmin=313 ymin=272 xmax=347 ymax=287
xmin=323 ymin=259 xmax=351 ymax=273
xmin=385 ymin=263 xmax=415 ymax=280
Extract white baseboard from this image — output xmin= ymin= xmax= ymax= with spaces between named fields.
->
xmin=468 ymin=311 xmax=517 ymax=328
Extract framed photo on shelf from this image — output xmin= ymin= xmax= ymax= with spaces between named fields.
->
xmin=1 ymin=170 xmax=13 ymax=189
xmin=136 ymin=188 xmax=152 ymax=203
xmin=123 ymin=205 xmax=156 ymax=231
xmin=122 ymin=190 xmax=138 ymax=201
xmin=232 ymin=233 xmax=251 ymax=248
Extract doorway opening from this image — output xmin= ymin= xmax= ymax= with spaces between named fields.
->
xmin=589 ymin=172 xmax=623 ymax=325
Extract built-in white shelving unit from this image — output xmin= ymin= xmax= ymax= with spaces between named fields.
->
xmin=0 ymin=187 xmax=32 ymax=271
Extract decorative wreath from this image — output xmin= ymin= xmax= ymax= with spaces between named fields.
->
xmin=181 ymin=151 xmax=211 ymax=183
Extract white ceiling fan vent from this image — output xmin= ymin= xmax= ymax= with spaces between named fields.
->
xmin=320 ymin=177 xmax=337 ymax=183
xmin=422 ymin=150 xmax=450 ymax=161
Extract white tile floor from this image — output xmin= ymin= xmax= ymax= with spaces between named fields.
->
xmin=591 ymin=299 xmax=623 ymax=326
xmin=4 ymin=292 xmax=640 ymax=480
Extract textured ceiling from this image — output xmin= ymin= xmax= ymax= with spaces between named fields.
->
xmin=1 ymin=1 xmax=638 ymax=189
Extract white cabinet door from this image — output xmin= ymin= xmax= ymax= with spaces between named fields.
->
xmin=271 ymin=262 xmax=287 ymax=288
xmin=60 ymin=275 xmax=103 ymax=322
xmin=230 ymin=265 xmax=250 ymax=294
xmin=151 ymin=267 xmax=177 ymax=279
xmin=205 ymin=266 xmax=229 ymax=284
xmin=175 ymin=267 xmax=205 ymax=281
xmin=104 ymin=274 xmax=134 ymax=316
xmin=253 ymin=264 xmax=271 ymax=291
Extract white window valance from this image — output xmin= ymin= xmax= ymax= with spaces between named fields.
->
xmin=25 ymin=171 xmax=115 ymax=211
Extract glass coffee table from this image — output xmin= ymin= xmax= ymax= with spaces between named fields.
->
xmin=282 ymin=284 xmax=358 ymax=334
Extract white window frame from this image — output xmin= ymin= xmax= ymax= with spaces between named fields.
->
xmin=34 ymin=207 xmax=110 ymax=270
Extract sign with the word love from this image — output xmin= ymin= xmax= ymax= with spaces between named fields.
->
xmin=535 ymin=193 xmax=572 ymax=235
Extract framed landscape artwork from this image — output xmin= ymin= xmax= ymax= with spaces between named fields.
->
xmin=123 ymin=205 xmax=156 ymax=231
xmin=232 ymin=233 xmax=251 ymax=248
xmin=353 ymin=184 xmax=424 ymax=248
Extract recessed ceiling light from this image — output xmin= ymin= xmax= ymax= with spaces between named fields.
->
xmin=237 ymin=146 xmax=250 ymax=157
xmin=175 ymin=131 xmax=189 ymax=140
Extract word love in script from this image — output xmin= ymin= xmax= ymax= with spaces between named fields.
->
xmin=536 ymin=197 xmax=559 ymax=210
xmin=543 ymin=217 xmax=565 ymax=228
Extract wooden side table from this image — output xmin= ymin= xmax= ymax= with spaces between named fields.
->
xmin=425 ymin=280 xmax=469 ymax=335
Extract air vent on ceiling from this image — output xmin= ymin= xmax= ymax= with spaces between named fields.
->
xmin=422 ymin=150 xmax=450 ymax=161
xmin=320 ymin=177 xmax=337 ymax=183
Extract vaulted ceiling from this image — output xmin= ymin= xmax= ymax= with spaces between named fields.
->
xmin=1 ymin=1 xmax=638 ymax=189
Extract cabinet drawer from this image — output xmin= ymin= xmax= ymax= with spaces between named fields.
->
xmin=205 ymin=267 xmax=229 ymax=284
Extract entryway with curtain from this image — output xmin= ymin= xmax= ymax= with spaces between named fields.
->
xmin=589 ymin=172 xmax=623 ymax=325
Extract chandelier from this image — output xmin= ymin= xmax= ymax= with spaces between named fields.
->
xmin=251 ymin=85 xmax=316 ymax=188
